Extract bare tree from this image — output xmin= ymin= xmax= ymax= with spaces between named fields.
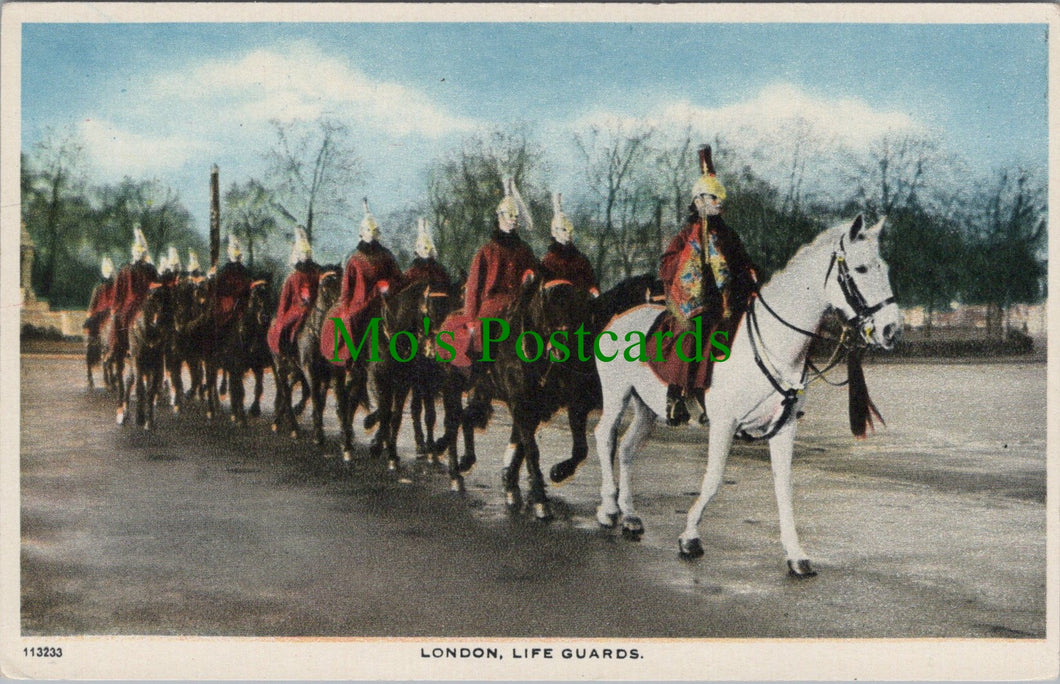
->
xmin=851 ymin=131 xmax=941 ymax=215
xmin=264 ymin=117 xmax=363 ymax=245
xmin=573 ymin=119 xmax=655 ymax=285
xmin=223 ymin=179 xmax=280 ymax=270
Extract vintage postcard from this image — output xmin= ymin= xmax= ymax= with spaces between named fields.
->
xmin=1 ymin=2 xmax=1057 ymax=680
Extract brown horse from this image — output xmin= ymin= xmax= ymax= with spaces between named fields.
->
xmin=203 ymin=280 xmax=272 ymax=424
xmin=117 ymin=284 xmax=173 ymax=430
xmin=362 ymin=279 xmax=457 ymax=474
xmin=272 ymin=268 xmax=354 ymax=454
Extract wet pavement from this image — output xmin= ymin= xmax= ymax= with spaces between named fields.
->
xmin=20 ymin=355 xmax=1047 ymax=638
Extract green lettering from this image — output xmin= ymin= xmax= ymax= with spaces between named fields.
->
xmin=389 ymin=330 xmax=418 ymax=362
xmin=574 ymin=324 xmax=593 ymax=362
xmin=623 ymin=330 xmax=648 ymax=362
xmin=548 ymin=330 xmax=570 ymax=362
xmin=594 ymin=330 xmax=618 ymax=362
xmin=329 ymin=316 xmax=382 ymax=363
xmin=709 ymin=330 xmax=730 ymax=362
xmin=480 ymin=318 xmax=510 ymax=362
xmin=651 ymin=329 xmax=674 ymax=362
xmin=675 ymin=317 xmax=704 ymax=363
xmin=516 ymin=331 xmax=544 ymax=362
xmin=435 ymin=330 xmax=456 ymax=363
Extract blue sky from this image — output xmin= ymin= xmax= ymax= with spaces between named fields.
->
xmin=21 ymin=21 xmax=1049 ymax=260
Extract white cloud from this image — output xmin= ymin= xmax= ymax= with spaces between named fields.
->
xmin=144 ymin=43 xmax=477 ymax=138
xmin=78 ymin=118 xmax=206 ymax=177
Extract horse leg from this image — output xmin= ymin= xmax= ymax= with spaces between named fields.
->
xmin=134 ymin=369 xmax=147 ymax=427
xmin=312 ymin=371 xmax=328 ymax=445
xmin=614 ymin=399 xmax=655 ymax=538
xmin=249 ymin=366 xmax=263 ymax=417
xmin=219 ymin=370 xmax=228 ymax=397
xmin=335 ymin=373 xmax=356 ymax=462
xmin=145 ymin=363 xmax=163 ymax=430
xmin=293 ymin=374 xmax=309 ymax=416
xmin=593 ymin=396 xmax=627 ymax=527
xmin=769 ymin=423 xmax=815 ymax=577
xmin=411 ymin=389 xmax=427 ymax=455
xmin=167 ymin=355 xmax=184 ymax=414
xmin=204 ymin=363 xmax=219 ymax=421
xmin=229 ymin=369 xmax=246 ymax=425
xmin=387 ymin=383 xmax=411 ymax=473
xmin=519 ymin=417 xmax=552 ymax=521
xmin=115 ymin=356 xmax=130 ymax=426
xmin=679 ymin=418 xmax=737 ymax=560
xmin=550 ymin=400 xmax=590 ymax=483
xmin=501 ymin=425 xmax=524 ymax=512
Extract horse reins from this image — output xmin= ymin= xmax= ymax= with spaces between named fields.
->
xmin=741 ymin=233 xmax=895 ymax=438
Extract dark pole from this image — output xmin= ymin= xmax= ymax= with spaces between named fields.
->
xmin=210 ymin=164 xmax=220 ymax=268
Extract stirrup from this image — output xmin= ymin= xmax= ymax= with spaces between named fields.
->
xmin=666 ymin=386 xmax=690 ymax=426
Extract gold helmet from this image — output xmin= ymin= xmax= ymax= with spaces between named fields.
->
xmin=415 ymin=218 xmax=437 ymax=259
xmin=101 ymin=256 xmax=115 ymax=279
xmin=359 ymin=198 xmax=381 ymax=243
xmin=691 ymin=145 xmax=727 ymax=202
xmin=131 ymin=225 xmax=150 ymax=261
xmin=167 ymin=245 xmax=182 ymax=273
xmin=290 ymin=226 xmax=313 ymax=265
xmin=186 ymin=250 xmax=202 ymax=274
xmin=227 ymin=234 xmax=243 ymax=262
xmin=550 ymin=192 xmax=574 ymax=245
xmin=497 ymin=176 xmax=531 ymax=233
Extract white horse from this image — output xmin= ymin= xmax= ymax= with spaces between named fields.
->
xmin=593 ymin=215 xmax=902 ymax=576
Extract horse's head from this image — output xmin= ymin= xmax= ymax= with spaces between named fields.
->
xmin=141 ymin=283 xmax=174 ymax=336
xmin=247 ymin=280 xmax=271 ymax=329
xmin=521 ymin=275 xmax=594 ymax=349
xmin=824 ymin=215 xmax=903 ymax=350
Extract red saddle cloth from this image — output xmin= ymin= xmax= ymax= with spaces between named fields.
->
xmin=645 ymin=309 xmax=740 ymax=390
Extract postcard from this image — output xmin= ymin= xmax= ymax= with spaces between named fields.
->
xmin=2 ymin=2 xmax=1057 ymax=680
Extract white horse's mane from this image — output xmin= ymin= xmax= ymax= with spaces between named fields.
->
xmin=758 ymin=222 xmax=849 ymax=288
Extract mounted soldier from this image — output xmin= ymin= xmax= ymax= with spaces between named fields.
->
xmin=540 ymin=192 xmax=597 ymax=294
xmin=402 ymin=218 xmax=452 ymax=292
xmin=321 ymin=199 xmax=403 ymax=365
xmin=655 ymin=145 xmax=758 ymax=425
xmin=159 ymin=246 xmax=182 ymax=287
xmin=83 ymin=256 xmax=117 ymax=389
xmin=268 ymin=226 xmax=320 ymax=357
xmin=185 ymin=250 xmax=204 ymax=279
xmin=109 ymin=227 xmax=159 ymax=360
xmin=213 ymin=235 xmax=253 ymax=329
xmin=440 ymin=177 xmax=539 ymax=367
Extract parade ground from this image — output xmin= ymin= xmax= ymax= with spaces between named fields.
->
xmin=20 ymin=354 xmax=1047 ymax=639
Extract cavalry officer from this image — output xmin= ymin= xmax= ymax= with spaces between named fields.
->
xmin=185 ymin=250 xmax=204 ymax=279
xmin=442 ymin=177 xmax=539 ymax=366
xmin=110 ymin=227 xmax=160 ymax=358
xmin=84 ymin=256 xmax=116 ymax=336
xmin=403 ymin=218 xmax=452 ymax=292
xmin=268 ymin=226 xmax=320 ymax=357
xmin=541 ymin=192 xmax=597 ymax=294
xmin=659 ymin=145 xmax=757 ymax=425
xmin=321 ymin=199 xmax=403 ymax=365
xmin=213 ymin=235 xmax=253 ymax=329
xmin=159 ymin=246 xmax=182 ymax=287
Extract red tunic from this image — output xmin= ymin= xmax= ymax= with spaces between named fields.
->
xmin=109 ymin=261 xmax=159 ymax=352
xmin=321 ymin=242 xmax=403 ymax=365
xmin=438 ymin=231 xmax=538 ymax=366
xmin=541 ymin=241 xmax=597 ymax=292
xmin=214 ymin=261 xmax=253 ymax=328
xmin=403 ymin=257 xmax=452 ymax=292
xmin=649 ymin=215 xmax=756 ymax=389
xmin=267 ymin=261 xmax=321 ymax=356
xmin=83 ymin=279 xmax=115 ymax=335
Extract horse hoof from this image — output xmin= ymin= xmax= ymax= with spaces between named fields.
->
xmin=596 ymin=508 xmax=618 ymax=528
xmin=621 ymin=516 xmax=644 ymax=539
xmin=549 ymin=460 xmax=578 ymax=484
xmin=458 ymin=453 xmax=476 ymax=474
xmin=249 ymin=405 xmax=260 ymax=418
xmin=532 ymin=502 xmax=553 ymax=522
xmin=415 ymin=443 xmax=429 ymax=456
xmin=505 ymin=489 xmax=522 ymax=511
xmin=271 ymin=422 xmax=279 ymax=432
xmin=314 ymin=435 xmax=325 ymax=446
xmin=449 ymin=477 xmax=464 ymax=493
xmin=143 ymin=422 xmax=153 ymax=432
xmin=387 ymin=459 xmax=399 ymax=472
xmin=342 ymin=450 xmax=353 ymax=463
xmin=172 ymin=404 xmax=180 ymax=415
xmin=116 ymin=409 xmax=125 ymax=426
xmin=678 ymin=537 xmax=705 ymax=560
xmin=787 ymin=559 xmax=817 ymax=578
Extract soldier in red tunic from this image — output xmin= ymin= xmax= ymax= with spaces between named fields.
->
xmin=213 ymin=235 xmax=254 ymax=329
xmin=321 ymin=199 xmax=404 ymax=364
xmin=654 ymin=145 xmax=757 ymax=425
xmin=109 ymin=227 xmax=160 ymax=358
xmin=440 ymin=178 xmax=539 ymax=366
xmin=83 ymin=257 xmax=116 ymax=336
xmin=540 ymin=192 xmax=597 ymax=294
xmin=402 ymin=218 xmax=452 ymax=292
xmin=268 ymin=227 xmax=320 ymax=356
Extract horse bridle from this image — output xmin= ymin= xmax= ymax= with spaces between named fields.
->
xmin=824 ymin=233 xmax=896 ymax=344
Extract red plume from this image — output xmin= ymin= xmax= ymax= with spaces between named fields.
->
xmin=698 ymin=145 xmax=716 ymax=175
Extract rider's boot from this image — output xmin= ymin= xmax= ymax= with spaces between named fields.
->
xmin=666 ymin=384 xmax=690 ymax=426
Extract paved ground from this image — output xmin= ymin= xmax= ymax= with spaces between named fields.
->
xmin=20 ymin=355 xmax=1047 ymax=638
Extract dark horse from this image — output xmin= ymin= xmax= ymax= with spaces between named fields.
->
xmin=164 ymin=277 xmax=211 ymax=413
xmin=85 ymin=307 xmax=118 ymax=391
xmin=272 ymin=268 xmax=355 ymax=457
xmin=204 ymin=281 xmax=272 ymax=424
xmin=117 ymin=284 xmax=173 ymax=430
xmin=363 ymin=279 xmax=458 ymax=474
xmin=443 ymin=276 xmax=595 ymax=518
